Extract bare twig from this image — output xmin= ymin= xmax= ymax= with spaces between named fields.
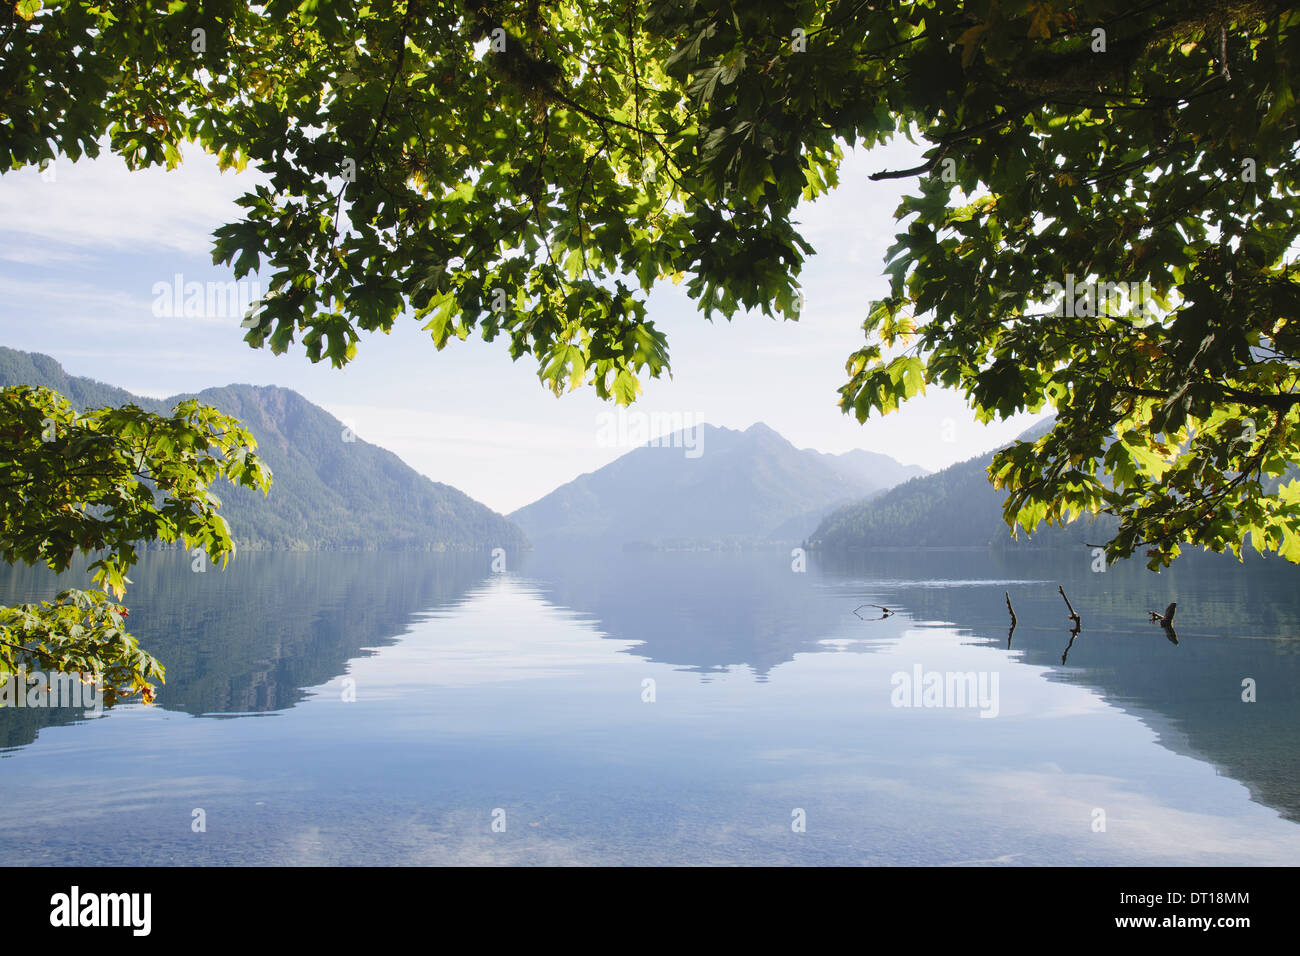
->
xmin=1058 ymin=585 xmax=1081 ymax=628
xmin=998 ymin=590 xmax=1019 ymax=650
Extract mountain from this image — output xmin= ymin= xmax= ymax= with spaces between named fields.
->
xmin=807 ymin=417 xmax=1115 ymax=551
xmin=814 ymin=447 xmax=927 ymax=490
xmin=509 ymin=421 xmax=925 ymax=547
xmin=0 ymin=347 xmax=528 ymax=552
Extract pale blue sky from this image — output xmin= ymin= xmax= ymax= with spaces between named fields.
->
xmin=0 ymin=139 xmax=1040 ymax=514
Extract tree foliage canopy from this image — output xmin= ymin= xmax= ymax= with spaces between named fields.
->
xmin=660 ymin=0 xmax=1300 ymax=567
xmin=0 ymin=385 xmax=271 ymax=700
xmin=3 ymin=0 xmax=1299 ymax=570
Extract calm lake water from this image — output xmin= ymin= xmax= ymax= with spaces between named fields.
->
xmin=1 ymin=546 xmax=1297 ymax=866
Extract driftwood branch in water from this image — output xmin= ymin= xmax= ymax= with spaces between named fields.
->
xmin=1058 ymin=586 xmax=1082 ymax=662
xmin=1005 ymin=590 xmax=1017 ymax=648
xmin=1148 ymin=602 xmax=1179 ymax=645
xmin=1058 ymin=586 xmax=1081 ymax=629
xmin=1147 ymin=602 xmax=1177 ymax=626
xmin=854 ymin=604 xmax=893 ymax=620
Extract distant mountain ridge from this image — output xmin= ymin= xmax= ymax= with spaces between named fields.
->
xmin=812 ymin=447 xmax=928 ymax=490
xmin=807 ymin=417 xmax=1116 ymax=551
xmin=509 ymin=421 xmax=926 ymax=547
xmin=0 ymin=347 xmax=528 ymax=552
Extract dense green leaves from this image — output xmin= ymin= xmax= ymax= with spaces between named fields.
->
xmin=1 ymin=1 xmax=816 ymax=401
xmin=0 ymin=385 xmax=271 ymax=700
xmin=4 ymin=0 xmax=1300 ymax=569
xmin=670 ymin=0 xmax=1300 ymax=567
xmin=0 ymin=588 xmax=163 ymax=705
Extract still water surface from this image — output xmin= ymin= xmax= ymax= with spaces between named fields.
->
xmin=1 ymin=546 xmax=1296 ymax=865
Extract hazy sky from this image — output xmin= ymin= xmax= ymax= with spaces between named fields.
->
xmin=0 ymin=138 xmax=1041 ymax=514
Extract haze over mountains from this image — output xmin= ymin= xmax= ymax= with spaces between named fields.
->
xmin=7 ymin=346 xmax=1117 ymax=556
xmin=807 ymin=417 xmax=1118 ymax=551
xmin=8 ymin=347 xmax=1288 ymax=563
xmin=509 ymin=422 xmax=926 ymax=548
xmin=0 ymin=348 xmax=528 ymax=551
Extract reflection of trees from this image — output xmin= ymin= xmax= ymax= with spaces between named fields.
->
xmin=0 ymin=551 xmax=490 ymax=749
xmin=518 ymin=546 xmax=850 ymax=677
xmin=819 ymin=547 xmax=1300 ymax=824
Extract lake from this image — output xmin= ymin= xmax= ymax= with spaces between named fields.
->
xmin=1 ymin=545 xmax=1297 ymax=865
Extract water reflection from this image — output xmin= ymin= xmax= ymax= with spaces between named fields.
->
xmin=511 ymin=545 xmax=1299 ymax=823
xmin=0 ymin=550 xmax=494 ymax=749
xmin=814 ymin=548 xmax=1300 ymax=824
xmin=515 ymin=546 xmax=851 ymax=678
xmin=2 ymin=542 xmax=1297 ymax=832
